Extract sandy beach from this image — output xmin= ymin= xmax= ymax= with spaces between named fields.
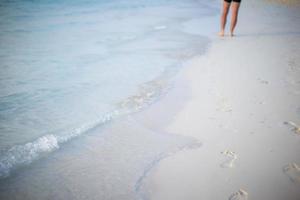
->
xmin=133 ymin=0 xmax=300 ymax=199
xmin=0 ymin=0 xmax=299 ymax=199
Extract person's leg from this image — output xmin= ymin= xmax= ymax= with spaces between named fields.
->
xmin=230 ymin=2 xmax=240 ymax=36
xmin=219 ymin=0 xmax=231 ymax=37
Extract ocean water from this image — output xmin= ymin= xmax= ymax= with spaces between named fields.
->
xmin=0 ymin=0 xmax=218 ymax=199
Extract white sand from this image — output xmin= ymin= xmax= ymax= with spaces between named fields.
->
xmin=134 ymin=0 xmax=300 ymax=199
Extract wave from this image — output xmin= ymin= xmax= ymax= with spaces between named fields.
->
xmin=0 ymin=134 xmax=59 ymax=178
xmin=0 ymin=110 xmax=119 ymax=179
xmin=0 ymin=74 xmax=172 ymax=179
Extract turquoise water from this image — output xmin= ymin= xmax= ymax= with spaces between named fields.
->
xmin=0 ymin=0 xmax=218 ymax=199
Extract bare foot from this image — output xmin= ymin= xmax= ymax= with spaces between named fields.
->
xmin=230 ymin=32 xmax=235 ymax=37
xmin=219 ymin=31 xmax=225 ymax=37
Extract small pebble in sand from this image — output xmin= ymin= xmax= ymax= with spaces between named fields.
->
xmin=257 ymin=78 xmax=269 ymax=84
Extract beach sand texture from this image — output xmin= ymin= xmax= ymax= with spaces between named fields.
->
xmin=134 ymin=0 xmax=300 ymax=200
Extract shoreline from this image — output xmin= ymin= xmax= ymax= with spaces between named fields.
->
xmin=0 ymin=1 xmax=218 ymax=199
xmin=0 ymin=0 xmax=216 ymax=182
xmin=0 ymin=0 xmax=299 ymax=199
xmin=134 ymin=0 xmax=300 ymax=199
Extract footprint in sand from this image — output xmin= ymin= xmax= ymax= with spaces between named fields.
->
xmin=229 ymin=189 xmax=248 ymax=200
xmin=220 ymin=150 xmax=238 ymax=168
xmin=217 ymin=97 xmax=232 ymax=112
xmin=283 ymin=121 xmax=300 ymax=135
xmin=283 ymin=163 xmax=300 ymax=183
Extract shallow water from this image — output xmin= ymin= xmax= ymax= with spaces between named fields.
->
xmin=0 ymin=0 xmax=218 ymax=199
